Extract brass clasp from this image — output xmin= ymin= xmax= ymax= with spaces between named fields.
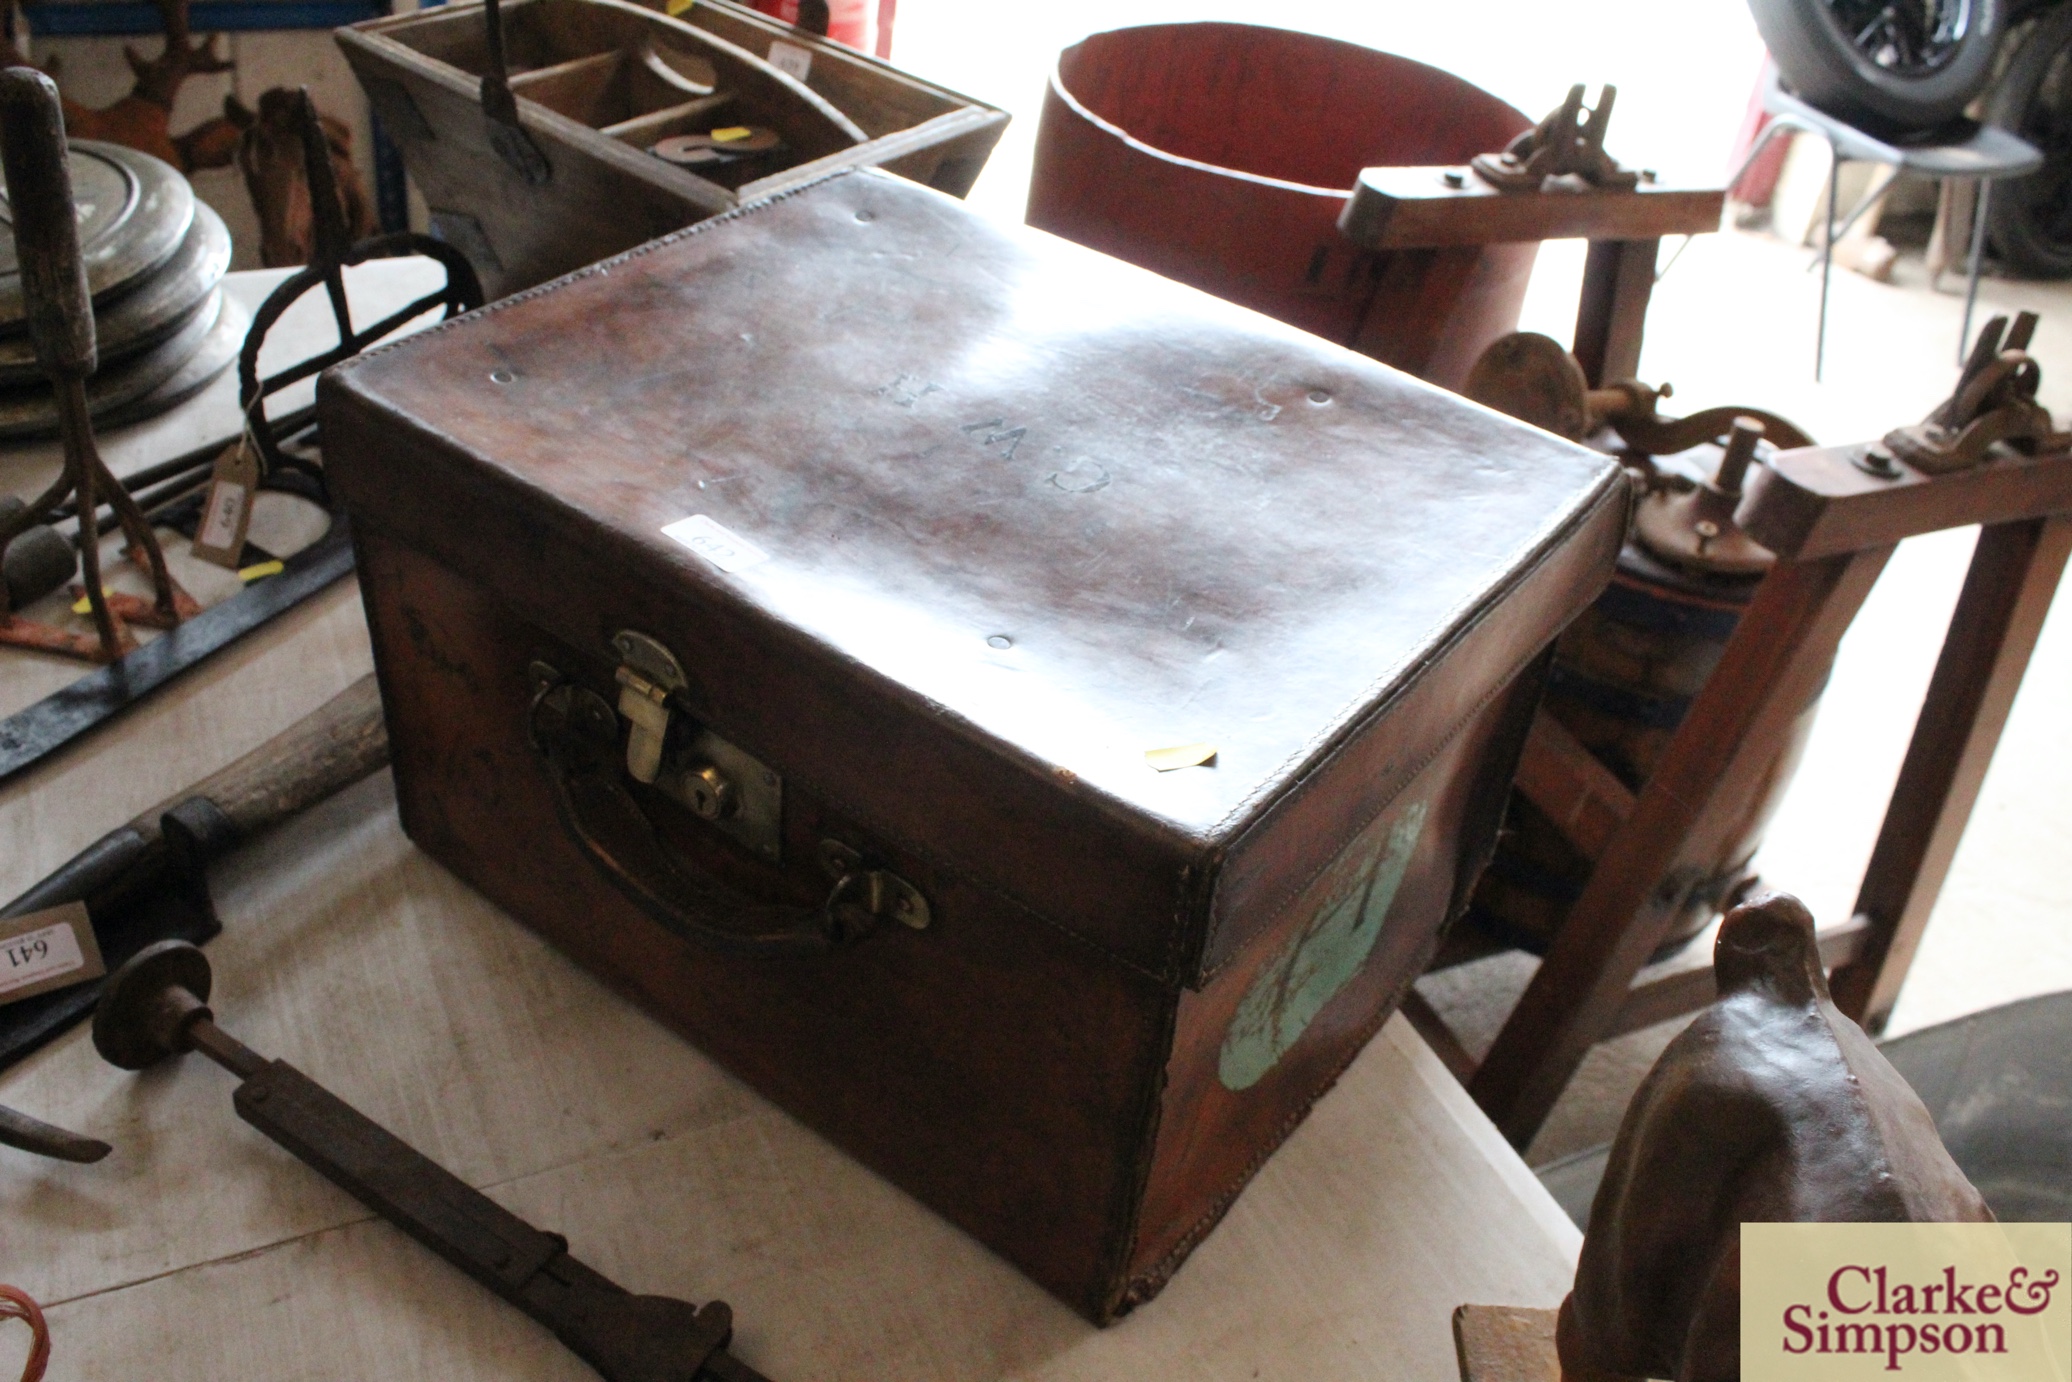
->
xmin=608 ymin=629 xmax=783 ymax=862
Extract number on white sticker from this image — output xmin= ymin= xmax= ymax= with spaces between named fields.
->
xmin=0 ymin=921 xmax=85 ymax=997
xmin=767 ymin=39 xmax=812 ymax=81
xmin=662 ymin=514 xmax=772 ymax=573
xmin=198 ymin=480 xmax=249 ymax=551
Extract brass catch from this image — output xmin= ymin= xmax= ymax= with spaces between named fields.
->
xmin=819 ymin=839 xmax=931 ymax=931
xmin=609 ymin=629 xmax=783 ymax=860
xmin=614 ymin=665 xmax=673 ymax=784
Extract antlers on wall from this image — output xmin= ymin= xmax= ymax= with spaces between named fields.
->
xmin=4 ymin=6 xmax=376 ymax=266
xmin=124 ymin=0 xmax=233 ymax=109
xmin=2 ymin=0 xmax=236 ymax=172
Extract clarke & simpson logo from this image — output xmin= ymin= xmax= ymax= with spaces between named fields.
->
xmin=1782 ymin=1262 xmax=2059 ymax=1368
xmin=1746 ymin=1224 xmax=2071 ymax=1382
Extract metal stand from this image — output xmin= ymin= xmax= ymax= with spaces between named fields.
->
xmin=1726 ymin=70 xmax=2041 ymax=380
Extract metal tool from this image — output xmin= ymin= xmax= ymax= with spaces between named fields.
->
xmin=0 ymin=1101 xmax=109 ymax=1163
xmin=1471 ymin=84 xmax=1643 ymax=193
xmin=0 ymin=88 xmax=478 ymax=784
xmin=94 ymin=940 xmax=773 ymax=1382
xmin=1630 ymin=416 xmax=1774 ymax=576
xmin=0 ymin=70 xmax=184 ymax=662
xmin=1460 ymin=331 xmax=1803 ymax=581
xmin=480 ymin=0 xmax=553 ymax=185
xmin=0 ymin=513 xmax=352 ymax=782
xmin=1461 ymin=330 xmax=1815 ymax=456
xmin=0 ymin=675 xmax=388 ymax=1073
xmin=1883 ymin=311 xmax=2072 ymax=475
xmin=236 ymin=88 xmax=483 ymax=483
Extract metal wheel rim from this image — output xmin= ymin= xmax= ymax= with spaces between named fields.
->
xmin=1825 ymin=0 xmax=1977 ymax=76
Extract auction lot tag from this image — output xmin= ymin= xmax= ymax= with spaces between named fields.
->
xmin=0 ymin=902 xmax=105 ymax=1005
xmin=192 ymin=437 xmax=261 ymax=569
xmin=1744 ymin=1223 xmax=2069 ymax=1382
xmin=766 ymin=39 xmax=811 ymax=81
xmin=663 ymin=514 xmax=770 ymax=573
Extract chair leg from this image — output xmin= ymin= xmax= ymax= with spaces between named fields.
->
xmin=1806 ymin=164 xmax=1901 ymax=270
xmin=1817 ymin=145 xmax=1839 ymax=381
xmin=1724 ymin=118 xmax=1793 ymax=201
xmin=1960 ymin=178 xmax=1993 ymax=365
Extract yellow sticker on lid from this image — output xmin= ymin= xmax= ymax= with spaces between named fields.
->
xmin=710 ymin=126 xmax=752 ymax=142
xmin=664 ymin=0 xmax=694 ymax=15
xmin=1145 ymin=743 xmax=1218 ymax=772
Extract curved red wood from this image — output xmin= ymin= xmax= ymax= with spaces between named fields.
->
xmin=1026 ymin=23 xmax=1538 ymax=390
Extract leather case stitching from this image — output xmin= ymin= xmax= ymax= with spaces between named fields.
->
xmin=1190 ymin=473 xmax=1625 ymax=984
xmin=329 ymin=167 xmax=866 ymax=378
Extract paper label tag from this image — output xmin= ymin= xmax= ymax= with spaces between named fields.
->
xmin=662 ymin=514 xmax=771 ymax=573
xmin=767 ymin=39 xmax=812 ymax=81
xmin=192 ymin=438 xmax=262 ymax=569
xmin=0 ymin=902 xmax=104 ymax=1005
xmin=1145 ymin=743 xmax=1218 ymax=772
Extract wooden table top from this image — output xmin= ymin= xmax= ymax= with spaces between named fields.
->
xmin=0 ymin=277 xmax=1581 ymax=1382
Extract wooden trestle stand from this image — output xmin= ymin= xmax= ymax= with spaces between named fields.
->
xmin=1455 ymin=352 xmax=2072 ymax=1149
xmin=1346 ymin=96 xmax=2072 ymax=1149
xmin=1337 ymin=83 xmax=1722 ymax=393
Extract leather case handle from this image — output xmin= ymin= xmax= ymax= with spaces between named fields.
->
xmin=529 ymin=678 xmax=873 ymax=956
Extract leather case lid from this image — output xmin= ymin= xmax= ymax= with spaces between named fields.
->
xmin=324 ymin=169 xmax=1625 ymax=985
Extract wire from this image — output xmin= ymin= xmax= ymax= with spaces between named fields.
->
xmin=0 ymin=1284 xmax=50 ymax=1382
xmin=1655 ymin=234 xmax=1696 ymax=284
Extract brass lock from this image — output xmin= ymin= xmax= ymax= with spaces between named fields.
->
xmin=682 ymin=763 xmax=736 ymax=821
xmin=609 ymin=630 xmax=781 ymax=859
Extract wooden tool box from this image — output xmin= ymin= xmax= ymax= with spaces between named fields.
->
xmin=338 ymin=0 xmax=1007 ymax=298
xmin=319 ymin=170 xmax=1627 ymax=1322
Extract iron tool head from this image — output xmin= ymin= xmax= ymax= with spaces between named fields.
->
xmin=0 ymin=819 xmax=223 ymax=1075
xmin=0 ymin=1102 xmax=111 ymax=1162
xmin=92 ymin=938 xmax=213 ymax=1071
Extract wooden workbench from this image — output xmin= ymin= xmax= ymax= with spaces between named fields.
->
xmin=0 ymin=278 xmax=1581 ymax=1382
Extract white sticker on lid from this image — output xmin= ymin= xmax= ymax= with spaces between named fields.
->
xmin=767 ymin=39 xmax=812 ymax=81
xmin=662 ymin=514 xmax=771 ymax=573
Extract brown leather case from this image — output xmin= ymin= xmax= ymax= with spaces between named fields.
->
xmin=320 ymin=169 xmax=1628 ymax=1323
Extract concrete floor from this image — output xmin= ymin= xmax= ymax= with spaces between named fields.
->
xmin=881 ymin=1 xmax=2072 ymax=1162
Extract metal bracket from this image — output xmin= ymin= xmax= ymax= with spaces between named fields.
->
xmin=1471 ymin=84 xmax=1642 ymax=194
xmin=1884 ymin=312 xmax=2071 ymax=475
xmin=610 ymin=632 xmax=680 ymax=785
xmin=609 ymin=629 xmax=782 ymax=862
xmin=819 ymin=840 xmax=930 ymax=931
